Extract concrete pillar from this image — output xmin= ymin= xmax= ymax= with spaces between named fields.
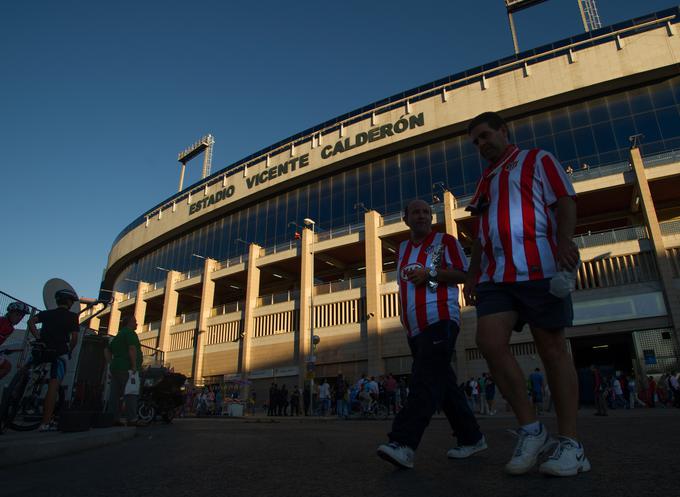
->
xmin=443 ymin=191 xmax=459 ymax=237
xmin=241 ymin=244 xmax=261 ymax=381
xmin=133 ymin=281 xmax=149 ymax=330
xmin=630 ymin=147 xmax=680 ymax=341
xmin=108 ymin=292 xmax=123 ymax=335
xmin=297 ymin=228 xmax=314 ymax=388
xmin=194 ymin=258 xmax=217 ymax=385
xmin=443 ymin=190 xmax=468 ymax=376
xmin=157 ymin=271 xmax=179 ymax=353
xmin=89 ymin=308 xmax=101 ymax=333
xmin=364 ymin=210 xmax=384 ymax=376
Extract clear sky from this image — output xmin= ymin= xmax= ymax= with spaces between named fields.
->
xmin=1 ymin=0 xmax=675 ymax=308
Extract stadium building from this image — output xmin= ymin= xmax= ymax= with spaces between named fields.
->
xmin=92 ymin=7 xmax=680 ymax=402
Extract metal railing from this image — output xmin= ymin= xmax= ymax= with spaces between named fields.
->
xmin=257 ymin=290 xmax=299 ymax=307
xmin=177 ymin=268 xmax=203 ymax=282
xmin=214 ymin=253 xmax=248 ymax=271
xmin=314 ymin=276 xmax=366 ymax=296
xmin=643 ymin=148 xmax=680 ymax=169
xmin=173 ymin=311 xmax=199 ymax=325
xmin=660 ymin=219 xmax=680 ymax=237
xmin=262 ymin=239 xmax=298 ymax=256
xmin=574 ymin=225 xmax=648 ymax=249
xmin=210 ymin=301 xmax=244 ymax=317
xmin=140 ymin=344 xmax=164 ymax=367
xmin=141 ymin=320 xmax=161 ymax=333
xmin=316 ymin=222 xmax=364 ymax=242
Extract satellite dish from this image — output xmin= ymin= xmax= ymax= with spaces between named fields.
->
xmin=43 ymin=278 xmax=80 ymax=313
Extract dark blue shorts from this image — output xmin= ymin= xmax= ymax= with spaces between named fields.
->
xmin=475 ymin=279 xmax=573 ymax=331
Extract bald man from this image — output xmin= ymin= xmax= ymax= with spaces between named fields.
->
xmin=377 ymin=199 xmax=485 ymax=469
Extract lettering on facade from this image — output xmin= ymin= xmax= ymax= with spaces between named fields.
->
xmin=189 ymin=185 xmax=236 ymax=215
xmin=245 ymin=154 xmax=310 ymax=189
xmin=321 ymin=113 xmax=425 ymax=159
xmin=188 ymin=113 xmax=426 ymax=215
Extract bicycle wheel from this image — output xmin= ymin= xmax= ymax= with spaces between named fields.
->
xmin=138 ymin=400 xmax=156 ymax=423
xmin=375 ymin=403 xmax=389 ymax=420
xmin=6 ymin=369 xmax=45 ymax=431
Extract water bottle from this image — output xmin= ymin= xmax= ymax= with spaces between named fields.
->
xmin=549 ymin=259 xmax=580 ymax=298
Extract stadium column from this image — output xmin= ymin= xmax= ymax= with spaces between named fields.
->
xmin=241 ymin=244 xmax=261 ymax=391
xmin=157 ymin=270 xmax=179 ymax=353
xmin=630 ymin=146 xmax=680 ymax=342
xmin=108 ymin=291 xmax=123 ymax=335
xmin=88 ymin=305 xmax=101 ymax=332
xmin=133 ymin=280 xmax=149 ymax=331
xmin=443 ymin=191 xmax=469 ymax=378
xmin=365 ymin=209 xmax=384 ymax=376
xmin=193 ymin=258 xmax=217 ymax=385
xmin=298 ymin=228 xmax=314 ymax=389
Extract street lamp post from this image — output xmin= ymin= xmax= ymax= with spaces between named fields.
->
xmin=303 ymin=218 xmax=316 ymax=415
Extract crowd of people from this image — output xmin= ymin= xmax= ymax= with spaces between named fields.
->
xmin=592 ymin=367 xmax=680 ymax=414
xmin=263 ymin=373 xmax=410 ymax=418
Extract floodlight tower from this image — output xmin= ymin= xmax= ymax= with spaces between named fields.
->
xmin=577 ymin=0 xmax=602 ymax=32
xmin=177 ymin=134 xmax=215 ymax=192
xmin=504 ymin=0 xmax=550 ymax=54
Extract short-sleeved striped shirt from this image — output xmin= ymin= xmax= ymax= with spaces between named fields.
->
xmin=468 ymin=145 xmax=575 ymax=283
xmin=397 ymin=231 xmax=468 ymax=337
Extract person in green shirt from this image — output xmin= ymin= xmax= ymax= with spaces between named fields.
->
xmin=104 ymin=315 xmax=144 ymax=426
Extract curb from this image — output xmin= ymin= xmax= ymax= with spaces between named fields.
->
xmin=0 ymin=427 xmax=136 ymax=468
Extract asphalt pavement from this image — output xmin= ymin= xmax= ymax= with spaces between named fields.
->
xmin=1 ymin=408 xmax=678 ymax=497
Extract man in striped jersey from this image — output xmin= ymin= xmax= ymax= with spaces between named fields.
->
xmin=377 ymin=199 xmax=485 ymax=469
xmin=464 ymin=111 xmax=590 ymax=477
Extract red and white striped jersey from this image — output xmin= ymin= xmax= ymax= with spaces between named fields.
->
xmin=468 ymin=145 xmax=576 ymax=284
xmin=397 ymin=231 xmax=468 ymax=337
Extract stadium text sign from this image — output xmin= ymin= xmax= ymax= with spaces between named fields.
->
xmin=188 ymin=112 xmax=426 ymax=215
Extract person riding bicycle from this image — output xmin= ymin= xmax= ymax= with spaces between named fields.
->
xmin=0 ymin=302 xmax=31 ymax=379
xmin=27 ymin=288 xmax=80 ymax=432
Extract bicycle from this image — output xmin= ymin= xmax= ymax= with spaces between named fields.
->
xmin=349 ymin=395 xmax=389 ymax=420
xmin=0 ymin=342 xmax=56 ymax=432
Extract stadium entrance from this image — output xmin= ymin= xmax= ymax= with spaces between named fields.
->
xmin=571 ymin=333 xmax=636 ymax=404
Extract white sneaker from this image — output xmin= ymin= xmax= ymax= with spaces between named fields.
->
xmin=38 ymin=422 xmax=58 ymax=432
xmin=447 ymin=435 xmax=488 ymax=459
xmin=504 ymin=424 xmax=551 ymax=475
xmin=377 ymin=441 xmax=415 ymax=469
xmin=539 ymin=437 xmax=591 ymax=477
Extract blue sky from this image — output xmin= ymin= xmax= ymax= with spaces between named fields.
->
xmin=0 ymin=0 xmax=674 ymax=308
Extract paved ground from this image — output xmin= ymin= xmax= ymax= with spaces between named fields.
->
xmin=1 ymin=408 xmax=678 ymax=497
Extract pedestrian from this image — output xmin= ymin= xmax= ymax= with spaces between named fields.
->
xmin=647 ymin=376 xmax=657 ymax=408
xmin=528 ymin=368 xmax=545 ymax=414
xmin=0 ymin=302 xmax=31 ymax=380
xmin=376 ymin=199 xmax=485 ymax=469
xmin=280 ymin=384 xmax=289 ymax=416
xmin=464 ymin=112 xmax=589 ymax=476
xmin=485 ymin=376 xmax=497 ymax=415
xmin=479 ymin=374 xmax=489 ymax=415
xmin=268 ymin=382 xmax=277 ymax=416
xmin=592 ymin=366 xmax=607 ymax=416
xmin=290 ymin=386 xmax=301 ymax=416
xmin=385 ymin=373 xmax=398 ymax=415
xmin=335 ymin=374 xmax=349 ymax=419
xmin=470 ymin=377 xmax=480 ymax=413
xmin=319 ymin=379 xmax=331 ymax=416
xmin=104 ymin=315 xmax=144 ymax=427
xmin=26 ymin=289 xmax=81 ymax=432
xmin=303 ymin=384 xmax=311 ymax=416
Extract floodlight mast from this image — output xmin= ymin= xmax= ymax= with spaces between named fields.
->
xmin=503 ymin=0 xmax=602 ymax=54
xmin=177 ymin=134 xmax=215 ymax=192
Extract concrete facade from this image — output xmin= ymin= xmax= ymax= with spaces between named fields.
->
xmin=92 ymin=12 xmax=680 ymax=402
